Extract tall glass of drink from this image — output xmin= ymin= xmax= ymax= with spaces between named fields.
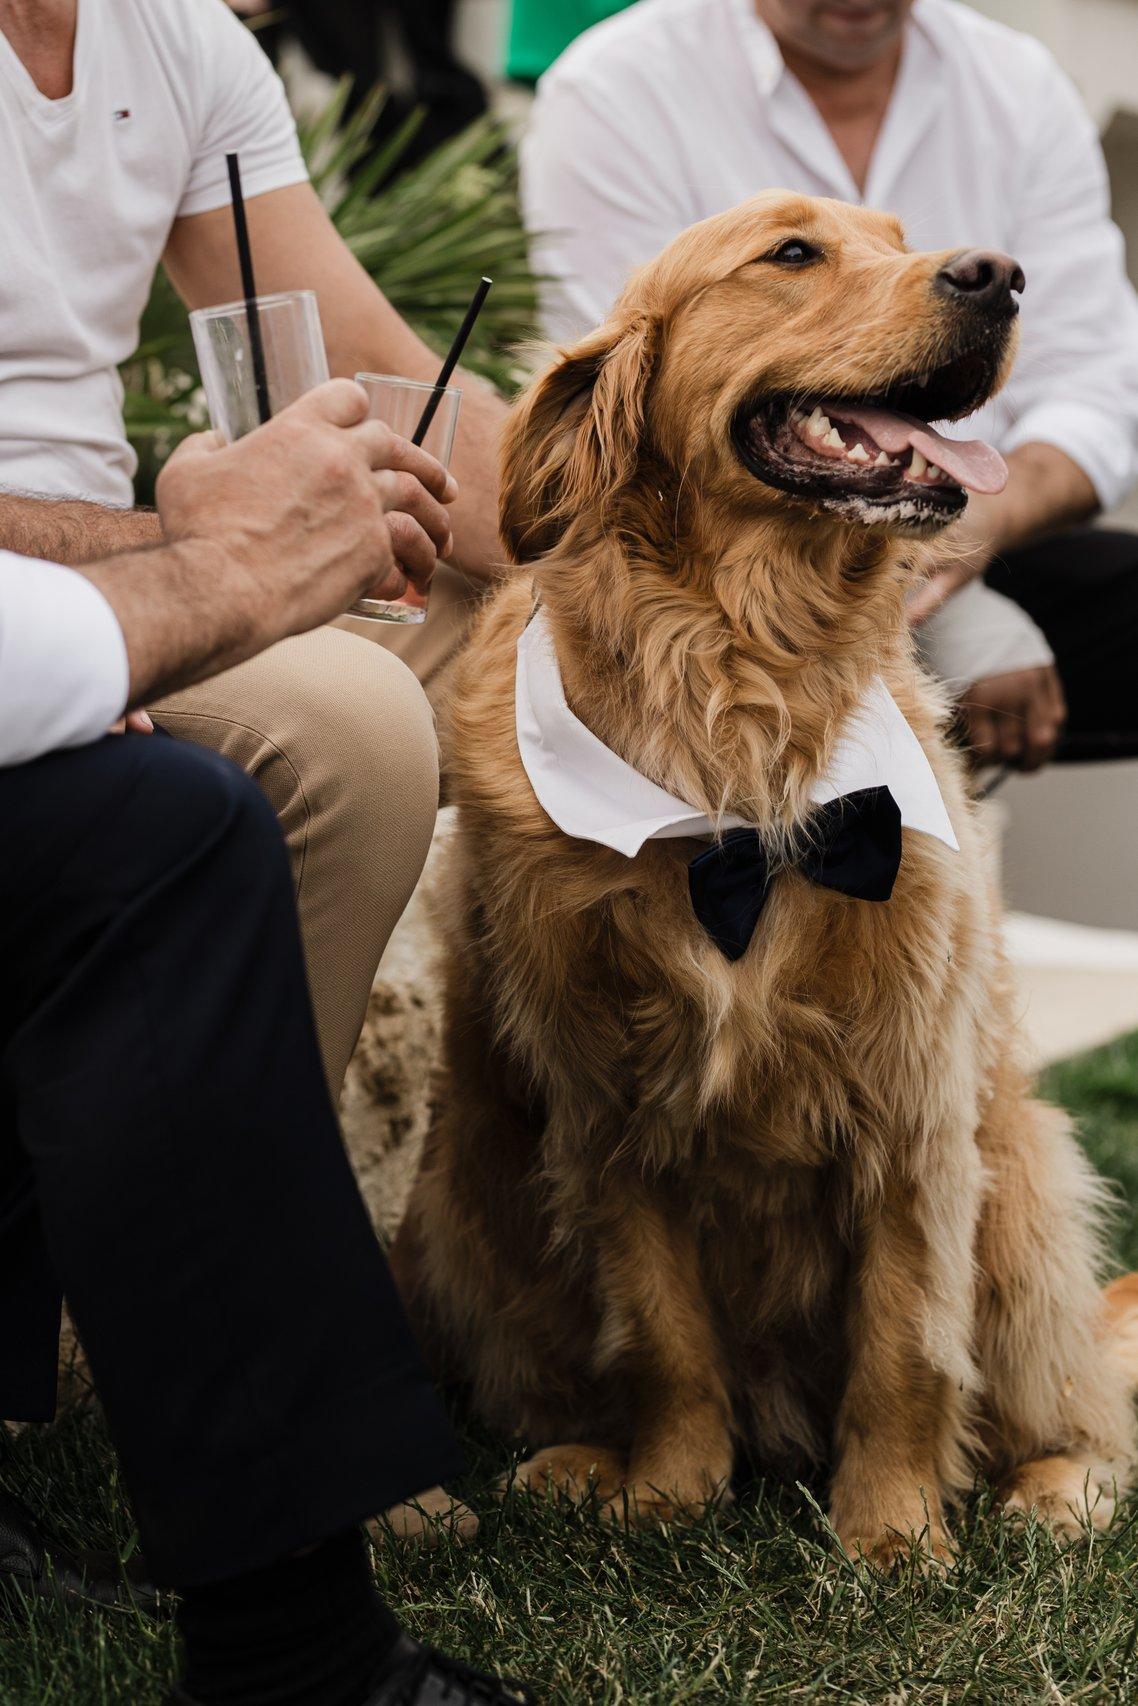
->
xmin=347 ymin=373 xmax=462 ymax=624
xmin=190 ymin=290 xmax=329 ymax=442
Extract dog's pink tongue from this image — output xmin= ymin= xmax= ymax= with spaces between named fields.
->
xmin=828 ymin=404 xmax=1008 ymax=494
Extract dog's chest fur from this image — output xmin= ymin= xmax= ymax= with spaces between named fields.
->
xmin=582 ymin=827 xmax=985 ymax=1169
xmin=452 ymin=635 xmax=996 ymax=1224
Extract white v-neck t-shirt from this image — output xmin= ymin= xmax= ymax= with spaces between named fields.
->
xmin=0 ymin=0 xmax=306 ymax=508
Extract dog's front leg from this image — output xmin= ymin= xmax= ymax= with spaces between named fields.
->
xmin=829 ymin=1151 xmax=982 ymax=1569
xmin=591 ymin=1181 xmax=734 ymax=1527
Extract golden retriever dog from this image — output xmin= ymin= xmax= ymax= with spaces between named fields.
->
xmin=393 ymin=192 xmax=1138 ymax=1564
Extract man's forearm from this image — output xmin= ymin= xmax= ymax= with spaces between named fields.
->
xmin=909 ymin=441 xmax=1099 ymax=626
xmin=78 ymin=378 xmax=438 ymax=709
xmin=972 ymin=442 xmax=1098 ymax=561
xmin=81 ymin=538 xmax=257 ymax=709
xmin=0 ymin=491 xmax=163 ymax=565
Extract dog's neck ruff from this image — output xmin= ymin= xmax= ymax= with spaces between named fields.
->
xmin=515 ymin=607 xmax=959 ymax=857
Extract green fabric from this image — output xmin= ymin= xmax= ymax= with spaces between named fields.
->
xmin=506 ymin=0 xmax=637 ymax=83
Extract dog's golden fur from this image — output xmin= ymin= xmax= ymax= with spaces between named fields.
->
xmin=394 ymin=194 xmax=1138 ymax=1560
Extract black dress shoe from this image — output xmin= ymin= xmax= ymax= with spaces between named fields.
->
xmin=0 ymin=1489 xmax=159 ymax=1615
xmin=365 ymin=1636 xmax=537 ymax=1705
xmin=166 ymin=1633 xmax=538 ymax=1705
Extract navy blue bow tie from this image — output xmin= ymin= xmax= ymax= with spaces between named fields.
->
xmin=687 ymin=785 xmax=903 ymax=961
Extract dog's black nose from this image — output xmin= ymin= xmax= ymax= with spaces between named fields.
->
xmin=935 ymin=249 xmax=1025 ymax=315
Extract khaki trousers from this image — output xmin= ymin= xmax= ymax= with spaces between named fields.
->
xmin=153 ymin=563 xmax=481 ymax=1094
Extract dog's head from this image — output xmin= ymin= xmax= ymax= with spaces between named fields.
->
xmin=501 ymin=192 xmax=1021 ymax=563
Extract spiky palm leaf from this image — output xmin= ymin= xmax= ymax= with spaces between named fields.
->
xmin=121 ymin=83 xmax=539 ymax=497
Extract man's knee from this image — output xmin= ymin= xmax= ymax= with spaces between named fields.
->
xmin=79 ymin=737 xmax=292 ymax=918
xmin=0 ymin=735 xmax=292 ymax=1063
xmin=154 ymin=626 xmax=440 ymax=878
xmin=308 ymin=636 xmax=440 ymax=873
xmin=133 ymin=734 xmax=283 ymax=870
xmin=0 ymin=731 xmax=280 ymax=903
xmin=221 ymin=628 xmax=440 ymax=905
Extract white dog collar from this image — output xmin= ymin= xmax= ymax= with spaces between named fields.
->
xmin=515 ymin=607 xmax=959 ymax=858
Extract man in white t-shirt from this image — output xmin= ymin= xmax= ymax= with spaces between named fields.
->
xmin=521 ymin=0 xmax=1138 ymax=775
xmin=0 ymin=0 xmax=508 ymax=1101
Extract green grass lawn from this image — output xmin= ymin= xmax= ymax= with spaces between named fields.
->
xmin=4 ymin=1034 xmax=1138 ymax=1704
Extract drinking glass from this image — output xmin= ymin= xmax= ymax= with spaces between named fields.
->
xmin=348 ymin=373 xmax=462 ymax=624
xmin=190 ymin=289 xmax=329 ymax=443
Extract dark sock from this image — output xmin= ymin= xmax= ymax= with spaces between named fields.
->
xmin=175 ymin=1528 xmax=402 ymax=1705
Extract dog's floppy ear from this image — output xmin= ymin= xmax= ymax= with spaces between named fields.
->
xmin=499 ymin=313 xmax=656 ymax=563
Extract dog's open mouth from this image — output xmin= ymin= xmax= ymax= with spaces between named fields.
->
xmin=731 ymin=348 xmax=1009 ymax=530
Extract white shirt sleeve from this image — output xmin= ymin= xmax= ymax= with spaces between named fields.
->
xmin=521 ymin=73 xmax=692 ymax=342
xmin=0 ymin=552 xmax=129 ymax=767
xmin=176 ymin=0 xmax=308 ymax=219
xmin=1000 ymin=54 xmax=1138 ymax=509
xmin=916 ymin=579 xmax=1054 ymax=692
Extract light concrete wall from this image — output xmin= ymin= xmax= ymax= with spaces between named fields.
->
xmin=454 ymin=0 xmax=508 ymax=81
xmin=1001 ymin=766 xmax=1138 ymax=929
xmin=965 ymin=0 xmax=1138 ymax=128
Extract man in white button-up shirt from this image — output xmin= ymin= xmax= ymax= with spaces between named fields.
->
xmin=521 ymin=0 xmax=1138 ymax=774
xmin=0 ymin=386 xmax=533 ymax=1706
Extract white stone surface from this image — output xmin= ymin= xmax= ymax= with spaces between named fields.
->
xmin=1005 ymin=910 xmax=1138 ymax=969
xmin=1013 ymin=966 xmax=1138 ymax=1069
xmin=1006 ymin=911 xmax=1138 ymax=1068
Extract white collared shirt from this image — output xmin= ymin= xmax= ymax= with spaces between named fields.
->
xmin=521 ymin=0 xmax=1138 ymax=515
xmin=516 ymin=607 xmax=959 ymax=856
xmin=0 ymin=550 xmax=128 ymax=766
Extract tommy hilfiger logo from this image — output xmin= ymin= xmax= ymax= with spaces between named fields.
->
xmin=113 ymin=108 xmax=131 ymax=123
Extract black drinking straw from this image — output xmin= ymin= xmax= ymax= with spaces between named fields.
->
xmin=412 ymin=276 xmax=493 ymax=445
xmin=225 ymin=151 xmax=271 ymax=427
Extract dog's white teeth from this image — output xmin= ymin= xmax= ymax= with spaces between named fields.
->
xmin=909 ymin=448 xmax=928 ymax=480
xmin=928 ymin=463 xmax=943 ymax=482
xmin=846 ymin=442 xmax=870 ymax=463
xmin=807 ymin=406 xmax=826 ymax=431
xmin=794 ymin=408 xmax=808 ymax=423
xmin=825 ymin=426 xmax=844 ymax=449
xmin=874 ymin=450 xmax=892 ymax=467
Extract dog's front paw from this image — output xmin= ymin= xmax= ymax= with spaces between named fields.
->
xmin=997 ymin=1454 xmax=1118 ymax=1544
xmin=497 ymin=1443 xmax=628 ymax=1505
xmin=834 ymin=1522 xmax=955 ymax=1573
xmin=374 ymin=1486 xmax=479 ymax=1547
xmin=599 ymin=1473 xmax=732 ymax=1530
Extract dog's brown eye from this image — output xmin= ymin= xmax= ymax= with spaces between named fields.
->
xmin=767 ymin=239 xmax=820 ymax=267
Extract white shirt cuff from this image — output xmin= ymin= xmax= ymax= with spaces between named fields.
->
xmin=0 ymin=551 xmax=130 ymax=766
xmin=916 ymin=578 xmax=1055 ymax=690
xmin=1002 ymin=400 xmax=1136 ymax=512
